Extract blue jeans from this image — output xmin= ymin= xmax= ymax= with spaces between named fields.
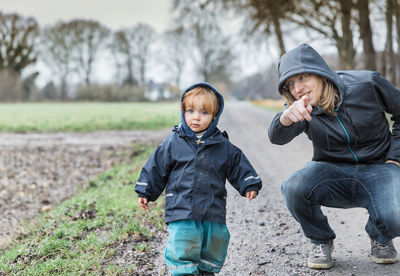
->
xmin=281 ymin=161 xmax=400 ymax=244
xmin=165 ymin=220 xmax=230 ymax=276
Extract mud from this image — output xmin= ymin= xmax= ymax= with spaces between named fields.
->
xmin=0 ymin=129 xmax=169 ymax=249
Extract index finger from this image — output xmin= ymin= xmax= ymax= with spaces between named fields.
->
xmin=301 ymin=95 xmax=309 ymax=107
xmin=293 ymin=98 xmax=312 ymax=122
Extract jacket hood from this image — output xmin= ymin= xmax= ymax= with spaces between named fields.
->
xmin=179 ymin=82 xmax=224 ymax=140
xmin=278 ymin=44 xmax=345 ymax=103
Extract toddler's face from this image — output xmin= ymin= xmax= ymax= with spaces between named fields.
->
xmin=184 ymin=95 xmax=213 ymax=133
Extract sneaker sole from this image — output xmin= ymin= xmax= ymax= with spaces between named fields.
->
xmin=371 ymin=256 xmax=397 ymax=264
xmin=307 ymin=261 xmax=333 ymax=269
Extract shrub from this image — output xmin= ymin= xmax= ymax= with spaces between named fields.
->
xmin=75 ymin=84 xmax=146 ymax=102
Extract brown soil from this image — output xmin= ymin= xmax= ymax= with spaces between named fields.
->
xmin=0 ymin=130 xmax=169 ymax=249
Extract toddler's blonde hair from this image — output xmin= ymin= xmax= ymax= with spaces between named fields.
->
xmin=182 ymin=87 xmax=219 ymax=117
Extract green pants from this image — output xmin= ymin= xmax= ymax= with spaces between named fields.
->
xmin=165 ymin=219 xmax=230 ymax=275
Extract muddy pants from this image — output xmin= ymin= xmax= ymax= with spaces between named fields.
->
xmin=165 ymin=219 xmax=230 ymax=275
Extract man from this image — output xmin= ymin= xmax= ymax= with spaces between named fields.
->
xmin=268 ymin=43 xmax=400 ymax=269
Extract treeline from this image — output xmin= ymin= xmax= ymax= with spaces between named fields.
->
xmin=0 ymin=7 xmax=238 ymax=102
xmin=174 ymin=0 xmax=400 ymax=99
xmin=0 ymin=0 xmax=399 ymax=101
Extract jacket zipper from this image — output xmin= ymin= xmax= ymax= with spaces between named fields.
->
xmin=335 ymin=115 xmax=358 ymax=162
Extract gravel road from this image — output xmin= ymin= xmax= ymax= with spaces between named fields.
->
xmin=216 ymin=101 xmax=400 ymax=275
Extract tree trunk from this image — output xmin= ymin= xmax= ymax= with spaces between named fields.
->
xmin=356 ymin=0 xmax=376 ymax=70
xmin=60 ymin=78 xmax=67 ymax=100
xmin=337 ymin=0 xmax=356 ymax=69
xmin=272 ymin=15 xmax=286 ymax=56
xmin=385 ymin=0 xmax=396 ymax=83
xmin=394 ymin=0 xmax=400 ymax=86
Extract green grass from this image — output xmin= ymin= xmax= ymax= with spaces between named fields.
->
xmin=0 ymin=102 xmax=180 ymax=132
xmin=0 ymin=144 xmax=165 ymax=275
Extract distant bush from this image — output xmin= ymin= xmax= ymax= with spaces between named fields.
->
xmin=75 ymin=84 xmax=146 ymax=101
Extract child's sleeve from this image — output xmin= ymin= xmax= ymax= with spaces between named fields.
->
xmin=135 ymin=139 xmax=171 ymax=202
xmin=227 ymin=143 xmax=262 ymax=196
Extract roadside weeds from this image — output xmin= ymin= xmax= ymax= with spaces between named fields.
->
xmin=0 ymin=143 xmax=166 ymax=276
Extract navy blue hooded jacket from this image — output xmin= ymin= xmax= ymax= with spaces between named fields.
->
xmin=135 ymin=82 xmax=262 ymax=224
xmin=269 ymin=44 xmax=400 ymax=163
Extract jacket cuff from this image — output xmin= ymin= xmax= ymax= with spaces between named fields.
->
xmin=137 ymin=193 xmax=150 ymax=200
xmin=244 ymin=185 xmax=260 ymax=195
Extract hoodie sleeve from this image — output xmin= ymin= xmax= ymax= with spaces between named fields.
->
xmin=372 ymin=72 xmax=400 ymax=162
xmin=227 ymin=143 xmax=262 ymax=196
xmin=134 ymin=137 xmax=171 ymax=202
xmin=268 ymin=110 xmax=306 ymax=145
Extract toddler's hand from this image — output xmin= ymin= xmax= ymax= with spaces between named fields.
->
xmin=138 ymin=197 xmax=149 ymax=210
xmin=246 ymin=191 xmax=257 ymax=201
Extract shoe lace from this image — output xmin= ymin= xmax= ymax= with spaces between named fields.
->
xmin=312 ymin=244 xmax=327 ymax=257
xmin=374 ymin=241 xmax=389 ymax=249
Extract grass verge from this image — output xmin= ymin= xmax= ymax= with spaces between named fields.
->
xmin=252 ymin=99 xmax=285 ymax=111
xmin=0 ymin=144 xmax=165 ymax=275
xmin=0 ymin=102 xmax=179 ymax=132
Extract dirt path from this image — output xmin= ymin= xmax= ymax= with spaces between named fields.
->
xmin=216 ymin=101 xmax=400 ymax=275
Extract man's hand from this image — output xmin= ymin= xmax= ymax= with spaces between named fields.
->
xmin=280 ymin=95 xmax=313 ymax=126
xmin=246 ymin=191 xmax=258 ymax=201
xmin=138 ymin=197 xmax=149 ymax=210
xmin=386 ymin=160 xmax=400 ymax=168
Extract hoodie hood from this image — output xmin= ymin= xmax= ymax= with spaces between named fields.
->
xmin=278 ymin=44 xmax=345 ymax=105
xmin=179 ymin=82 xmax=224 ymax=140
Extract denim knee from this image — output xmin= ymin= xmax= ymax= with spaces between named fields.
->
xmin=380 ymin=208 xmax=400 ymax=238
xmin=281 ymin=174 xmax=310 ymax=210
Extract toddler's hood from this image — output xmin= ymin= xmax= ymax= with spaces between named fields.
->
xmin=179 ymin=82 xmax=224 ymax=140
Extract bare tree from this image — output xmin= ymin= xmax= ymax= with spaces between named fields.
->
xmin=191 ymin=22 xmax=234 ymax=83
xmin=174 ymin=0 xmax=294 ymax=57
xmin=110 ymin=29 xmax=138 ymax=86
xmin=287 ymin=0 xmax=356 ymax=69
xmin=163 ymin=27 xmax=187 ymax=89
xmin=234 ymin=0 xmax=295 ymax=56
xmin=0 ymin=12 xmax=39 ymax=74
xmin=172 ymin=1 xmax=235 ymax=85
xmin=110 ymin=24 xmax=156 ymax=87
xmin=41 ymin=21 xmax=77 ymax=99
xmin=69 ymin=19 xmax=110 ymax=85
xmin=131 ymin=24 xmax=156 ymax=85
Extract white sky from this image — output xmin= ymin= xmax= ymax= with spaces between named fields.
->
xmin=1 ymin=0 xmax=173 ymax=32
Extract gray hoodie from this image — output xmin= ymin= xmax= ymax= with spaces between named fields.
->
xmin=269 ymin=44 xmax=400 ymax=163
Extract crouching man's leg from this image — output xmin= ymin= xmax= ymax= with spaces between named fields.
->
xmin=281 ymin=161 xmax=358 ymax=269
xmin=360 ymin=163 xmax=400 ymax=264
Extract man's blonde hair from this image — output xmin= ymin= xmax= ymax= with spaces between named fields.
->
xmin=282 ymin=76 xmax=338 ymax=115
xmin=182 ymin=87 xmax=219 ymax=117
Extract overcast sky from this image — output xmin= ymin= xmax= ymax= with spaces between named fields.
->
xmin=1 ymin=0 xmax=173 ymax=32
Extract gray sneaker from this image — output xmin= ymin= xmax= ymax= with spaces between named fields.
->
xmin=371 ymin=239 xmax=397 ymax=264
xmin=307 ymin=240 xmax=334 ymax=269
